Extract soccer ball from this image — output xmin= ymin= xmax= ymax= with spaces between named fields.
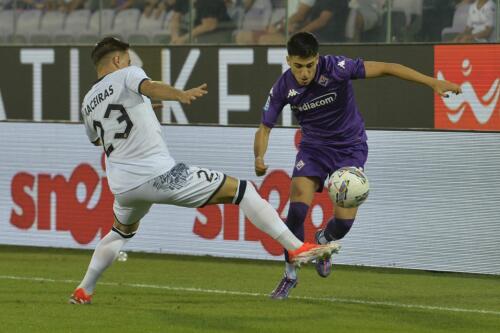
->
xmin=327 ymin=167 xmax=370 ymax=208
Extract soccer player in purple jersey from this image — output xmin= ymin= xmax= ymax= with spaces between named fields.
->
xmin=254 ymin=32 xmax=461 ymax=299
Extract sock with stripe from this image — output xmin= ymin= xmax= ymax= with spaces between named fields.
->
xmin=77 ymin=228 xmax=133 ymax=294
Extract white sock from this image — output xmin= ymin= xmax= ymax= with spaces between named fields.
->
xmin=276 ymin=232 xmax=303 ymax=251
xmin=78 ymin=230 xmax=130 ymax=294
xmin=239 ymin=182 xmax=303 ymax=251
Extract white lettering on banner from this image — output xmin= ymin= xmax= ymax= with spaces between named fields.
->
xmin=218 ymin=49 xmax=253 ymax=125
xmin=437 ymin=63 xmax=500 ymax=124
xmin=70 ymin=49 xmax=79 ymax=122
xmin=161 ymin=49 xmax=200 ymax=124
xmin=0 ymin=90 xmax=6 ymax=120
xmin=20 ymin=49 xmax=55 ymax=122
xmin=267 ymin=48 xmax=292 ymax=126
xmin=434 ymin=45 xmax=500 ymax=130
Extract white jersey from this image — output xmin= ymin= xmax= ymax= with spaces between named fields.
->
xmin=81 ymin=66 xmax=175 ymax=194
xmin=467 ymin=0 xmax=496 ymax=41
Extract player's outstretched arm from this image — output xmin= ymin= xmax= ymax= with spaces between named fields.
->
xmin=364 ymin=61 xmax=462 ymax=97
xmin=140 ymin=80 xmax=208 ymax=104
xmin=254 ymin=124 xmax=271 ymax=176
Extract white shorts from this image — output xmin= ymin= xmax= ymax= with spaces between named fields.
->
xmin=113 ymin=163 xmax=226 ymax=225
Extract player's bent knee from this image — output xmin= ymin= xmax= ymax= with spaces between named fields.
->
xmin=290 ymin=176 xmax=319 ymax=202
xmin=112 ymin=217 xmax=140 ymax=238
xmin=207 ymin=176 xmax=239 ymax=205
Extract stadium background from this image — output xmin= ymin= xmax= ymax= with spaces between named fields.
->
xmin=1 ymin=2 xmax=500 ymax=332
xmin=0 ymin=1 xmax=499 ymax=273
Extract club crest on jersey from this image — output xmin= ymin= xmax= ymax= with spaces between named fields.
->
xmin=338 ymin=60 xmax=346 ymax=70
xmin=296 ymin=160 xmax=305 ymax=170
xmin=318 ymin=75 xmax=330 ymax=87
xmin=287 ymin=89 xmax=299 ymax=98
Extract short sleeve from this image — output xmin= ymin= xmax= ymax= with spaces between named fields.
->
xmin=329 ymin=55 xmax=366 ymax=81
xmin=261 ymin=80 xmax=287 ymax=129
xmin=124 ymin=66 xmax=150 ymax=95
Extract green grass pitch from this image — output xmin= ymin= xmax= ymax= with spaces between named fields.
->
xmin=0 ymin=245 xmax=499 ymax=333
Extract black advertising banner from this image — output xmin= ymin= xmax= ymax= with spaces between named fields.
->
xmin=0 ymin=45 xmax=434 ymax=128
xmin=330 ymin=44 xmax=435 ymax=129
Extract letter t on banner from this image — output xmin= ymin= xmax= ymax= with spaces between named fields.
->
xmin=219 ymin=49 xmax=253 ymax=125
xmin=20 ymin=49 xmax=55 ymax=122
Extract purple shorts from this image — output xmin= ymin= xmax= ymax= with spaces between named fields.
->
xmin=292 ymin=142 xmax=368 ymax=192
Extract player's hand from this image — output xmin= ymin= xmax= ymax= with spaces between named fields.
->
xmin=255 ymin=157 xmax=268 ymax=176
xmin=432 ymin=79 xmax=462 ymax=98
xmin=179 ymin=84 xmax=208 ymax=104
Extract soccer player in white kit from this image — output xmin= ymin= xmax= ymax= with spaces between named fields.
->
xmin=69 ymin=37 xmax=339 ymax=304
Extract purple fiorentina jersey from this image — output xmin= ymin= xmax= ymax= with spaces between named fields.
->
xmin=262 ymin=55 xmax=367 ymax=147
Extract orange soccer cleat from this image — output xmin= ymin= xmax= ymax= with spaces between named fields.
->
xmin=69 ymin=288 xmax=93 ymax=305
xmin=287 ymin=242 xmax=340 ymax=266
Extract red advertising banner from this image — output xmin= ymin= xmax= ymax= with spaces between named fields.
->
xmin=434 ymin=45 xmax=500 ymax=131
xmin=2 ymin=123 xmax=500 ymax=274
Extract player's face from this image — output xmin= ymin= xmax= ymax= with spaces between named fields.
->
xmin=287 ymin=55 xmax=319 ymax=86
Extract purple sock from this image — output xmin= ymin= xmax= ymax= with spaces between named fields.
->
xmin=284 ymin=202 xmax=309 ymax=262
xmin=324 ymin=217 xmax=355 ymax=241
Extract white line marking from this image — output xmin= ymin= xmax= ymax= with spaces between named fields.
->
xmin=1 ymin=274 xmax=499 ymax=316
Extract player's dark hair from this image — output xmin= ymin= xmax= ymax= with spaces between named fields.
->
xmin=287 ymin=32 xmax=319 ymax=58
xmin=91 ymin=37 xmax=130 ymax=66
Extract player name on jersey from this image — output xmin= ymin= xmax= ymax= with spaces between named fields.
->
xmin=83 ymin=85 xmax=114 ymax=116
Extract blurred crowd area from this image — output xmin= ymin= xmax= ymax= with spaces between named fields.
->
xmin=0 ymin=0 xmax=498 ymax=44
